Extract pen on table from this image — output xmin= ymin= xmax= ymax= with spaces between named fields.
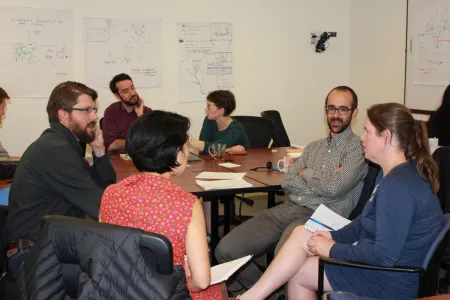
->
xmin=192 ymin=170 xmax=204 ymax=172
xmin=308 ymin=217 xmax=335 ymax=231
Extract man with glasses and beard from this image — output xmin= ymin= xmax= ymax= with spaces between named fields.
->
xmin=3 ymin=81 xmax=116 ymax=279
xmin=102 ymin=73 xmax=151 ymax=151
xmin=215 ymin=86 xmax=368 ymax=298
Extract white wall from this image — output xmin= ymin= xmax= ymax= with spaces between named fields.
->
xmin=349 ymin=0 xmax=408 ymax=134
xmin=0 ymin=0 xmax=410 ymax=156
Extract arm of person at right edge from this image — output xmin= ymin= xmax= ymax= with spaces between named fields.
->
xmin=330 ymin=215 xmax=363 ymax=244
xmin=185 ymin=199 xmax=211 ymax=292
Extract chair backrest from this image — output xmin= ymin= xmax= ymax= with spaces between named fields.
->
xmin=420 ymin=213 xmax=450 ymax=296
xmin=348 ymin=162 xmax=380 ymax=220
xmin=140 ymin=231 xmax=173 ymax=275
xmin=26 ymin=216 xmax=176 ymax=299
xmin=233 ymin=116 xmax=274 ymax=148
xmin=433 ymin=146 xmax=450 ymax=213
xmin=260 ymin=110 xmax=291 ymax=147
xmin=0 ymin=207 xmax=7 ymax=274
xmin=423 ymin=214 xmax=450 ymax=269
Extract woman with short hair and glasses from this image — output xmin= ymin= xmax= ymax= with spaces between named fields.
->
xmin=189 ymin=90 xmax=249 ymax=154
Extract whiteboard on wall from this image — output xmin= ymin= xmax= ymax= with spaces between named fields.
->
xmin=177 ymin=22 xmax=234 ymax=103
xmin=84 ymin=17 xmax=163 ymax=89
xmin=405 ymin=0 xmax=450 ymax=112
xmin=0 ymin=6 xmax=73 ymax=98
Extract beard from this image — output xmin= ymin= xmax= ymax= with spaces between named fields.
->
xmin=70 ymin=119 xmax=97 ymax=143
xmin=327 ymin=116 xmax=352 ymax=134
xmin=120 ymin=94 xmax=139 ymax=107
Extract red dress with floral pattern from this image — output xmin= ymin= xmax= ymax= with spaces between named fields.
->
xmin=100 ymin=173 xmax=223 ymax=300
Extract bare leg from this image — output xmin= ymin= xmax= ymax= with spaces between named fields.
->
xmin=287 ymin=256 xmax=333 ymax=300
xmin=203 ymin=201 xmax=211 ymax=233
xmin=239 ymin=225 xmax=313 ymax=300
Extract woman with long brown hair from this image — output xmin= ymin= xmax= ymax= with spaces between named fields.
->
xmin=234 ymin=103 xmax=444 ymax=300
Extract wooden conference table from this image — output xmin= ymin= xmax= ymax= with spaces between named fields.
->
xmin=1 ymin=147 xmax=301 ymax=258
xmin=110 ymin=147 xmax=302 ymax=255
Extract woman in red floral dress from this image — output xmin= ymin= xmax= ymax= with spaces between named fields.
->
xmin=100 ymin=111 xmax=223 ymax=299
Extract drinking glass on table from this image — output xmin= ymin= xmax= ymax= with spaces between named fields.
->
xmin=208 ymin=143 xmax=226 ymax=160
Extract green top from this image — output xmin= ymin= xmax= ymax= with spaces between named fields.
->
xmin=199 ymin=117 xmax=249 ymax=153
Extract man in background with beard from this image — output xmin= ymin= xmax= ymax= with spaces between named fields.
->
xmin=102 ymin=73 xmax=151 ymax=151
xmin=3 ymin=81 xmax=116 ymax=278
xmin=215 ymin=86 xmax=368 ymax=298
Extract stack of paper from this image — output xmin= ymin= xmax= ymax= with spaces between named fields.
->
xmin=196 ymin=178 xmax=253 ymax=191
xmin=211 ymin=255 xmax=252 ymax=285
xmin=195 ymin=172 xmax=246 ymax=180
xmin=304 ymin=204 xmax=351 ymax=233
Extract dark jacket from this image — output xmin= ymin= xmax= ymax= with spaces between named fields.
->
xmin=4 ymin=122 xmax=116 ymax=243
xmin=23 ymin=217 xmax=191 ymax=300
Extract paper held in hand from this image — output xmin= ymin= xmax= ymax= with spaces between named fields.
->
xmin=304 ymin=204 xmax=351 ymax=233
xmin=211 ymin=255 xmax=253 ymax=285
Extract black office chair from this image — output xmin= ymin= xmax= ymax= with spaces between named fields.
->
xmin=318 ymin=213 xmax=450 ymax=299
xmin=432 ymin=147 xmax=450 ymax=293
xmin=261 ymin=110 xmax=291 ymax=199
xmin=99 ymin=117 xmax=104 ymax=130
xmin=261 ymin=110 xmax=291 ymax=147
xmin=233 ymin=116 xmax=274 ymax=148
xmin=0 ymin=204 xmax=7 ymax=277
xmin=23 ymin=216 xmax=190 ymax=300
xmin=218 ymin=116 xmax=274 ymax=231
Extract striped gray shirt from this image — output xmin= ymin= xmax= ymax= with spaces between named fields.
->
xmin=281 ymin=127 xmax=368 ymax=217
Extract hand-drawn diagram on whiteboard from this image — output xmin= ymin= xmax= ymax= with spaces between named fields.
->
xmin=84 ymin=17 xmax=162 ymax=88
xmin=414 ymin=2 xmax=450 ymax=86
xmin=0 ymin=7 xmax=73 ymax=98
xmin=177 ymin=22 xmax=234 ymax=102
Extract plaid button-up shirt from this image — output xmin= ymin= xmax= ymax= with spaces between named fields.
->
xmin=281 ymin=127 xmax=368 ymax=217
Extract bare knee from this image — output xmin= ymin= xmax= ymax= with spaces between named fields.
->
xmin=291 ymin=226 xmax=312 ymax=252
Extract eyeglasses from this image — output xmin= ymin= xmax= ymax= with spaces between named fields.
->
xmin=71 ymin=107 xmax=98 ymax=114
xmin=326 ymin=105 xmax=352 ymax=115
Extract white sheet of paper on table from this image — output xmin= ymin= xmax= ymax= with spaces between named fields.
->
xmin=218 ymin=162 xmax=241 ymax=168
xmin=196 ymin=179 xmax=252 ymax=191
xmin=195 ymin=172 xmax=246 ymax=180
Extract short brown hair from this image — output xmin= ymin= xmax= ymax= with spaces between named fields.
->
xmin=207 ymin=90 xmax=236 ymax=116
xmin=367 ymin=103 xmax=439 ymax=193
xmin=0 ymin=87 xmax=10 ymax=103
xmin=46 ymin=81 xmax=98 ymax=123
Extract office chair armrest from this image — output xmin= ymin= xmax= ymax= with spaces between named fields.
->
xmin=319 ymin=256 xmax=425 ymax=273
xmin=317 ymin=256 xmax=425 ymax=299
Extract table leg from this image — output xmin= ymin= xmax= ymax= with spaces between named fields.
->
xmin=268 ymin=191 xmax=275 ymax=208
xmin=223 ymin=197 xmax=232 ymax=235
xmin=210 ymin=196 xmax=219 ymax=265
